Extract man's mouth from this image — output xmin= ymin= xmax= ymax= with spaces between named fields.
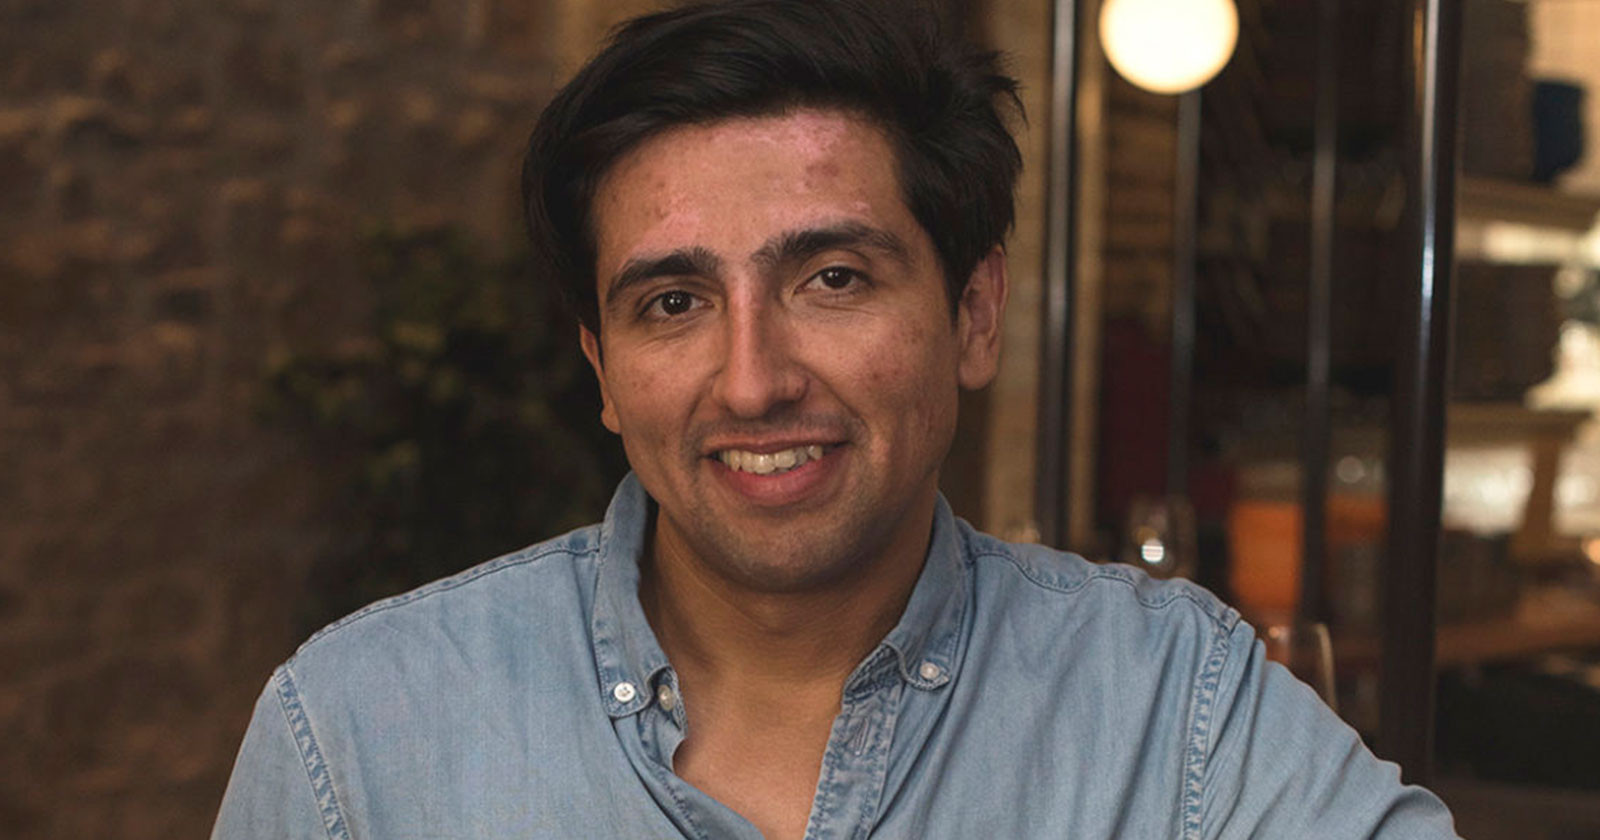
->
xmin=715 ymin=444 xmax=827 ymax=476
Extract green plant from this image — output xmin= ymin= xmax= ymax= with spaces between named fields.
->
xmin=262 ymin=225 xmax=627 ymax=632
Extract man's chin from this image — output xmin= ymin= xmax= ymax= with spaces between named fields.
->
xmin=696 ymin=534 xmax=875 ymax=595
xmin=649 ymin=477 xmax=930 ymax=596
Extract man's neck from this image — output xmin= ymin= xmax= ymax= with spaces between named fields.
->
xmin=638 ymin=502 xmax=934 ymax=695
xmin=636 ymin=498 xmax=937 ymax=839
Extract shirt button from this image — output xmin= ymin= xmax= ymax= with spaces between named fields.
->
xmin=612 ymin=681 xmax=637 ymax=703
xmin=919 ymin=661 xmax=943 ymax=680
xmin=656 ymin=684 xmax=677 ymax=711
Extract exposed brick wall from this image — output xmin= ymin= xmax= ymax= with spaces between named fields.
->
xmin=0 ymin=1 xmax=652 ymax=836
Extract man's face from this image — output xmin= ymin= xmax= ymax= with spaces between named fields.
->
xmin=581 ymin=109 xmax=1005 ymax=593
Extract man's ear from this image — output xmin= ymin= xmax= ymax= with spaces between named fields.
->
xmin=956 ymin=247 xmax=1008 ymax=390
xmin=579 ymin=325 xmax=621 ymax=434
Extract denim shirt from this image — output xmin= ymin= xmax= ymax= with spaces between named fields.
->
xmin=213 ymin=474 xmax=1457 ymax=839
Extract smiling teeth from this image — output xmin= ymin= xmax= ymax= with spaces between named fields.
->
xmin=718 ymin=445 xmax=826 ymax=475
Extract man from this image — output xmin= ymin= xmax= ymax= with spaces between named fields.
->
xmin=213 ymin=1 xmax=1459 ymax=837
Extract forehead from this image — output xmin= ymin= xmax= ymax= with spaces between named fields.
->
xmin=590 ymin=109 xmax=922 ymax=283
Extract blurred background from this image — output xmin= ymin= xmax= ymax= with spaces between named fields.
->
xmin=3 ymin=0 xmax=1600 ymax=837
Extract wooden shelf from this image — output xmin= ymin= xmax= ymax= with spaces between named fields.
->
xmin=1458 ymin=175 xmax=1600 ymax=232
xmin=1447 ymin=402 xmax=1591 ymax=445
xmin=1332 ymin=586 xmax=1600 ymax=670
xmin=1448 ymin=403 xmax=1590 ymax=566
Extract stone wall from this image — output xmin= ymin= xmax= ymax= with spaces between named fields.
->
xmin=0 ymin=1 xmax=655 ymax=836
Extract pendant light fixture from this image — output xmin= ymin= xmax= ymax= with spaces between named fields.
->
xmin=1099 ymin=0 xmax=1240 ymax=94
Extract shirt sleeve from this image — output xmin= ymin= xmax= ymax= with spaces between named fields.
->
xmin=211 ymin=668 xmax=344 ymax=840
xmin=1198 ymin=621 xmax=1461 ymax=839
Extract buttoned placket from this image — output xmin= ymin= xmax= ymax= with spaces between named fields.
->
xmin=635 ymin=672 xmax=678 ymax=769
xmin=612 ymin=664 xmax=772 ymax=840
xmin=610 ymin=649 xmax=952 ymax=840
xmin=798 ymin=646 xmax=907 ymax=840
xmin=641 ymin=667 xmax=690 ymax=775
xmin=588 ymin=478 xmax=970 ymax=839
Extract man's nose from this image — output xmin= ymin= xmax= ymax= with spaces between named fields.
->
xmin=710 ymin=300 xmax=807 ymax=419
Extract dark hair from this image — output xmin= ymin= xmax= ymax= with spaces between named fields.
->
xmin=521 ymin=0 xmax=1023 ymax=332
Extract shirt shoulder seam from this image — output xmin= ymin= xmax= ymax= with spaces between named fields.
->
xmin=272 ymin=663 xmax=351 ymax=840
xmin=296 ymin=538 xmax=599 ymax=652
xmin=973 ymin=546 xmax=1238 ymax=631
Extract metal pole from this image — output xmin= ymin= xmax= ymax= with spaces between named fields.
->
xmin=1379 ymin=0 xmax=1460 ymax=786
xmin=1036 ymin=0 xmax=1080 ymax=548
xmin=1168 ymin=91 xmax=1199 ymax=499
xmin=1301 ymin=0 xmax=1340 ymax=627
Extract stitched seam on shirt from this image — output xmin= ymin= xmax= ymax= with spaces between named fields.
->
xmin=273 ymin=665 xmax=351 ymax=840
xmin=890 ymin=550 xmax=970 ymax=688
xmin=805 ymin=718 xmax=842 ymax=840
xmin=645 ymin=753 xmax=709 ymax=840
xmin=1179 ymin=621 xmax=1232 ymax=840
xmin=983 ymin=549 xmax=1238 ymax=630
xmin=299 ymin=540 xmax=598 ymax=651
xmin=850 ymin=683 xmax=900 ymax=840
xmin=933 ymin=542 xmax=973 ymax=675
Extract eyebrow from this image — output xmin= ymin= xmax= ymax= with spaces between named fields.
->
xmin=752 ymin=221 xmax=912 ymax=271
xmin=603 ymin=246 xmax=723 ymax=312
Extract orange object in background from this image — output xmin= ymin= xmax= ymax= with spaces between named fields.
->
xmin=1228 ymin=495 xmax=1387 ymax=617
xmin=1229 ymin=500 xmax=1302 ymax=613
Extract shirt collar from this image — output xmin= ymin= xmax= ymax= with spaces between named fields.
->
xmin=590 ymin=473 xmax=671 ymax=718
xmin=876 ymin=494 xmax=967 ymax=691
xmin=589 ymin=474 xmax=970 ymax=717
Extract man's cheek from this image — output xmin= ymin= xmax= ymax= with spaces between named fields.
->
xmin=612 ymin=370 xmax=680 ymax=444
xmin=857 ymin=327 xmax=939 ymax=391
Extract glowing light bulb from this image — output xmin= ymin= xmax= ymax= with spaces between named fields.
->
xmin=1099 ymin=0 xmax=1240 ymax=94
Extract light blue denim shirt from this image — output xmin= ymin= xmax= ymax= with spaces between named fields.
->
xmin=213 ymin=474 xmax=1458 ymax=838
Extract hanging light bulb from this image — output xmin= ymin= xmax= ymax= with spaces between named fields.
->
xmin=1099 ymin=0 xmax=1239 ymax=94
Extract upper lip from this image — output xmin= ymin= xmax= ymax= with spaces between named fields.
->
xmin=702 ymin=437 xmax=842 ymax=456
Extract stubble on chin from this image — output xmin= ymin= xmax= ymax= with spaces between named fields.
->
xmin=657 ymin=481 xmax=916 ymax=596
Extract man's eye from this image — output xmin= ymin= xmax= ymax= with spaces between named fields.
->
xmin=811 ymin=267 xmax=863 ymax=291
xmin=647 ymin=289 xmax=697 ymax=317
